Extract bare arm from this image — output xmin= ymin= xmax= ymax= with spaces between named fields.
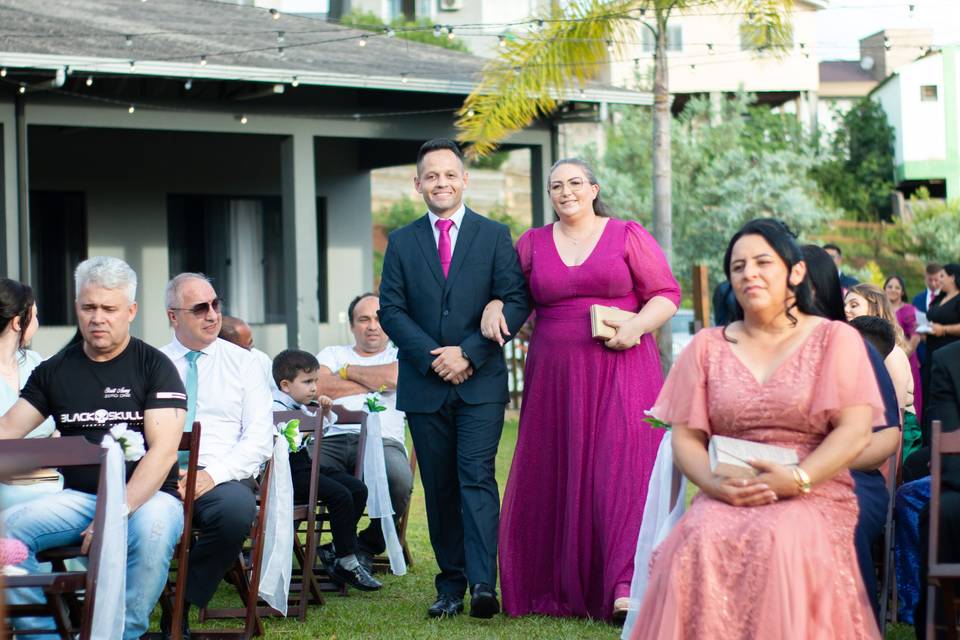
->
xmin=125 ymin=407 xmax=184 ymax=512
xmin=849 ymin=428 xmax=901 ymax=472
xmin=604 ymin=296 xmax=679 ymax=351
xmin=315 ymin=366 xmax=369 ymax=399
xmin=346 ymin=362 xmax=397 ymax=391
xmin=0 ymin=399 xmax=47 ymax=440
xmin=796 ymin=405 xmax=873 ymax=484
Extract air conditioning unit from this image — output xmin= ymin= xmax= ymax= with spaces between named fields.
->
xmin=438 ymin=0 xmax=463 ymax=11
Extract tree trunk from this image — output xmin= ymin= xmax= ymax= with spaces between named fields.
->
xmin=652 ymin=9 xmax=673 ymax=372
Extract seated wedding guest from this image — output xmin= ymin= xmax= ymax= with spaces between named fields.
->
xmin=160 ymin=273 xmax=274 ymax=638
xmin=847 ymin=282 xmax=921 ymax=460
xmin=803 ymin=246 xmax=901 ymax=619
xmin=272 ymin=349 xmax=381 ymax=591
xmin=219 ymin=314 xmax=276 ymax=391
xmin=1 ymin=257 xmax=186 ymax=639
xmin=633 ymin=219 xmax=883 ymax=640
xmin=0 ymin=279 xmax=58 ymax=508
xmin=885 ymin=275 xmax=923 ymax=422
xmin=915 ymin=339 xmax=960 ymax=638
xmin=314 ymin=293 xmax=412 ymax=564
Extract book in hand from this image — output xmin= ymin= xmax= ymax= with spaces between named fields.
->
xmin=708 ymin=435 xmax=799 ymax=479
xmin=590 ymin=304 xmax=637 ymax=340
xmin=915 ymin=309 xmax=934 ymax=334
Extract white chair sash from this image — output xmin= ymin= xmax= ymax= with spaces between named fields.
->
xmin=91 ymin=437 xmax=127 ymax=639
xmin=361 ymin=409 xmax=407 ymax=576
xmin=258 ymin=436 xmax=293 ymax=615
xmin=621 ymin=431 xmax=688 ymax=640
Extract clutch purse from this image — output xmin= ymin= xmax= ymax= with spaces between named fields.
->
xmin=590 ymin=304 xmax=637 ymax=340
xmin=708 ymin=435 xmax=799 ymax=479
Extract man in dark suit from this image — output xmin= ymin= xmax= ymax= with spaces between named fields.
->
xmin=913 ymin=263 xmax=944 ymax=370
xmin=916 ymin=340 xmax=960 ymax=638
xmin=823 ymin=243 xmax=858 ymax=290
xmin=378 ymin=138 xmax=529 ymax=620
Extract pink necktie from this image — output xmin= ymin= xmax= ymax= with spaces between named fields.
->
xmin=436 ymin=218 xmax=453 ymax=277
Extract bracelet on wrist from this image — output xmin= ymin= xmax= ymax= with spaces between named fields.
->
xmin=338 ymin=364 xmax=350 ymax=380
xmin=792 ymin=466 xmax=812 ymax=495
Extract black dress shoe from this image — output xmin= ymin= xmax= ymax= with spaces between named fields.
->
xmin=329 ymin=560 xmax=383 ymax=591
xmin=356 ymin=549 xmax=374 ymax=574
xmin=160 ymin=609 xmax=191 ymax=640
xmin=427 ymin=593 xmax=464 ymax=618
xmin=469 ymin=583 xmax=500 ymax=619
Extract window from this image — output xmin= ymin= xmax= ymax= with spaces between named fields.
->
xmin=921 ymin=85 xmax=939 ymax=102
xmin=167 ymin=195 xmax=285 ymax=324
xmin=641 ymin=24 xmax=682 ymax=53
xmin=30 ymin=191 xmax=87 ymax=325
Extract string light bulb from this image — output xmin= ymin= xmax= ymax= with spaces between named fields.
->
xmin=128 ymin=105 xmax=135 ymax=114
xmin=278 ymin=46 xmax=285 ymax=57
xmin=707 ymin=43 xmax=714 ymax=54
xmin=534 ymin=19 xmax=544 ymax=33
xmin=400 ymin=73 xmax=408 ymax=84
xmin=447 ymin=27 xmax=455 ymax=41
xmin=269 ymin=8 xmax=280 ymax=19
xmin=125 ymin=35 xmax=133 ymax=47
xmin=0 ymin=68 xmax=6 ymax=78
xmin=85 ymin=76 xmax=93 ymax=86
xmin=200 ymin=55 xmax=207 ymax=66
xmin=433 ymin=24 xmax=442 ymax=38
xmin=291 ymin=76 xmax=299 ymax=87
xmin=129 ymin=60 xmax=136 ymax=70
xmin=884 ymin=36 xmax=892 ymax=50
xmin=690 ymin=64 xmax=696 ymax=70
xmin=277 ymin=31 xmax=285 ymax=45
xmin=18 ymin=84 xmax=25 ymax=94
xmin=358 ymin=35 xmax=368 ymax=47
xmin=498 ymin=35 xmax=506 ymax=48
xmin=385 ymin=27 xmax=395 ymax=38
xmin=606 ymin=40 xmax=614 ymax=53
xmin=184 ymin=78 xmax=192 ymax=90
xmin=237 ymin=114 xmax=248 ymax=124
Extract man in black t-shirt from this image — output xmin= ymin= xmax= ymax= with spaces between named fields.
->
xmin=0 ymin=257 xmax=186 ymax=639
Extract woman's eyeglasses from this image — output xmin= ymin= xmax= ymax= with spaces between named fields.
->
xmin=170 ymin=298 xmax=223 ymax=317
xmin=548 ymin=178 xmax=586 ymax=195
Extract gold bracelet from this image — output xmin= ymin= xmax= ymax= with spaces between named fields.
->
xmin=338 ymin=364 xmax=350 ymax=380
xmin=792 ymin=466 xmax=812 ymax=494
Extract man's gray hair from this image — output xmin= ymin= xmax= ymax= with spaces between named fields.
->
xmin=74 ymin=256 xmax=138 ymax=303
xmin=165 ymin=272 xmax=212 ymax=310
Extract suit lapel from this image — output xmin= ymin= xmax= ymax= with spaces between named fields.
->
xmin=443 ymin=209 xmax=480 ymax=292
xmin=413 ymin=215 xmax=444 ymax=287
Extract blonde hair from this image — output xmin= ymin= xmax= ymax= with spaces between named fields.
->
xmin=847 ymin=283 xmax=907 ymax=350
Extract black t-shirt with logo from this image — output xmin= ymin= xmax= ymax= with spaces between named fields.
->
xmin=20 ymin=338 xmax=188 ymax=496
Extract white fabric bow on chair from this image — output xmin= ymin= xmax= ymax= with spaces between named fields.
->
xmin=361 ymin=405 xmax=407 ymax=576
xmin=259 ymin=436 xmax=294 ymax=615
xmin=91 ymin=436 xmax=127 ymax=639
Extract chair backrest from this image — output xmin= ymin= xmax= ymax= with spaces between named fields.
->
xmin=0 ymin=436 xmax=109 ymax=638
xmin=272 ymin=410 xmax=322 ymax=510
xmin=929 ymin=419 xmax=960 ymax=578
xmin=179 ymin=422 xmax=203 ymax=526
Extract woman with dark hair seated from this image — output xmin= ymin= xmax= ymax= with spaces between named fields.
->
xmin=632 ymin=220 xmax=883 ymax=639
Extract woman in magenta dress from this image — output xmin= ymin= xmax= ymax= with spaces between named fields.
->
xmin=633 ymin=219 xmax=883 ymax=640
xmin=481 ymin=158 xmax=680 ymax=621
xmin=884 ymin=275 xmax=923 ymax=421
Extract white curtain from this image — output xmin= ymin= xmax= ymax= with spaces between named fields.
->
xmin=228 ymin=199 xmax=265 ymax=324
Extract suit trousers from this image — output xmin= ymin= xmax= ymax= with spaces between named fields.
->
xmin=187 ymin=478 xmax=257 ymax=607
xmin=407 ymin=389 xmax=505 ymax=597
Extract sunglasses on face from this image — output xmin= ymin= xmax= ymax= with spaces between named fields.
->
xmin=170 ymin=297 xmax=223 ymax=317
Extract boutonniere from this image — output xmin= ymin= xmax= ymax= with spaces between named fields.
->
xmin=364 ymin=392 xmax=387 ymax=413
xmin=643 ymin=410 xmax=671 ymax=431
xmin=279 ymin=419 xmax=303 ymax=453
xmin=109 ymin=423 xmax=146 ymax=461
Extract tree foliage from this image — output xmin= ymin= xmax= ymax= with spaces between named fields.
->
xmin=812 ymin=99 xmax=896 ymax=221
xmin=339 ymin=10 xmax=471 ymax=53
xmin=597 ymin=94 xmax=836 ymax=283
xmin=892 ymin=189 xmax=960 ymax=263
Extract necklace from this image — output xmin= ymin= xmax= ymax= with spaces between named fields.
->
xmin=557 ymin=218 xmax=600 ymax=245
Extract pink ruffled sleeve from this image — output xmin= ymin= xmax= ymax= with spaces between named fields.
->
xmin=624 ymin=220 xmax=681 ymax=307
xmin=809 ymin=321 xmax=886 ymax=429
xmin=515 ymin=228 xmax=534 ymax=280
xmin=648 ymin=330 xmax=713 ymax=435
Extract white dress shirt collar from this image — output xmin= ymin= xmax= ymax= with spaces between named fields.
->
xmin=427 ymin=204 xmax=466 ymax=231
xmin=272 ymin=388 xmax=301 ymax=411
xmin=165 ymin=334 xmax=218 ymax=360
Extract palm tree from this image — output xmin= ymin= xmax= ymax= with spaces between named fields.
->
xmin=456 ymin=0 xmax=795 ymax=367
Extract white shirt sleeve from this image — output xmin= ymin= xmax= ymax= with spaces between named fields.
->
xmin=203 ymin=356 xmax=275 ymax=486
xmin=315 ymin=346 xmax=343 ymax=372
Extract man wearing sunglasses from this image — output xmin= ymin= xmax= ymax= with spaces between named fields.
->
xmin=159 ymin=273 xmax=274 ymax=639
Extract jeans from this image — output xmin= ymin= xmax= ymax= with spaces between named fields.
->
xmin=3 ymin=489 xmax=183 ymax=640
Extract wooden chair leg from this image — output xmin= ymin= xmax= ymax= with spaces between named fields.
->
xmin=944 ymin=582 xmax=959 ymax=640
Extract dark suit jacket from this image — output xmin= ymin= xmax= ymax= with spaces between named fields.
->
xmin=839 ymin=272 xmax=859 ymax=290
xmin=928 ymin=341 xmax=960 ymax=492
xmin=913 ymin=290 xmax=931 ymax=313
xmin=378 ymin=209 xmax=530 ymax=414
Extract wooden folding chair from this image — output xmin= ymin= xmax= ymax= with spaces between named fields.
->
xmin=878 ymin=449 xmax=900 ymax=634
xmin=1 ymin=437 xmax=111 ymax=638
xmin=927 ymin=419 xmax=960 ymax=640
xmin=139 ymin=422 xmax=203 ymax=640
xmin=353 ymin=410 xmax=416 ymax=569
xmin=194 ymin=456 xmax=274 ymax=639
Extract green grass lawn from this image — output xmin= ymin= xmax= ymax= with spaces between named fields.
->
xmin=183 ymin=415 xmax=917 ymax=639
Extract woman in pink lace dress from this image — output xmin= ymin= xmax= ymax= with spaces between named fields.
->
xmin=633 ymin=219 xmax=883 ymax=640
xmin=482 ymin=158 xmax=680 ymax=621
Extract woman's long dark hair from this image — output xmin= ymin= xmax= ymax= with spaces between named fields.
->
xmin=0 ymin=278 xmax=35 ymax=352
xmin=721 ymin=219 xmax=816 ymax=337
xmin=934 ymin=263 xmax=960 ymax=302
xmin=802 ymin=245 xmax=846 ymax=321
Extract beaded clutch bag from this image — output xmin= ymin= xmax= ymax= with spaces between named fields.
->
xmin=708 ymin=435 xmax=799 ymax=479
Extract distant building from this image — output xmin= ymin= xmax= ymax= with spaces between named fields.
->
xmin=871 ymin=46 xmax=959 ymax=200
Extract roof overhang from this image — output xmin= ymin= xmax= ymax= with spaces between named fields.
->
xmin=0 ymin=51 xmax=653 ymax=106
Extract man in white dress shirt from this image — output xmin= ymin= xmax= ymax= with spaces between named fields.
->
xmin=160 ymin=273 xmax=274 ymax=638
xmin=315 ymin=293 xmax=413 ymax=563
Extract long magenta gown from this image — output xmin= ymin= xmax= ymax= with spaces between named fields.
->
xmin=632 ymin=321 xmax=884 ymax=640
xmin=499 ymin=218 xmax=681 ymax=620
xmin=895 ymin=302 xmax=923 ymax=421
